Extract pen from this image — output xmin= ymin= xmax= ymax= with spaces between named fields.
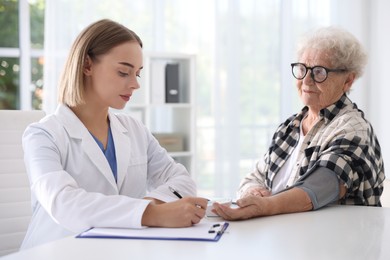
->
xmin=169 ymin=186 xmax=183 ymax=199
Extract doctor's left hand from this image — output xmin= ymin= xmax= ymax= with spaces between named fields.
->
xmin=141 ymin=197 xmax=208 ymax=228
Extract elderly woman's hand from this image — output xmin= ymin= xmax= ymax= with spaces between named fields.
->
xmin=214 ymin=187 xmax=314 ymax=220
xmin=241 ymin=186 xmax=271 ymax=198
xmin=212 ymin=196 xmax=266 ymax=220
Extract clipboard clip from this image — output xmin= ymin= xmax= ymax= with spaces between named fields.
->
xmin=208 ymin=223 xmax=228 ymax=235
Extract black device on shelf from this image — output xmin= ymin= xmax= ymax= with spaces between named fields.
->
xmin=165 ymin=63 xmax=180 ymax=103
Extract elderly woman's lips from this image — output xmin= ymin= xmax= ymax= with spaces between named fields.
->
xmin=303 ymin=89 xmax=315 ymax=94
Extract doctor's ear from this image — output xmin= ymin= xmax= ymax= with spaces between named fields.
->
xmin=83 ymin=55 xmax=93 ymax=75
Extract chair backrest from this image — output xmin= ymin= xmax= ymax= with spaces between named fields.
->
xmin=0 ymin=110 xmax=45 ymax=256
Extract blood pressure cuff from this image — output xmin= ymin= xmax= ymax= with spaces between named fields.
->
xmin=292 ymin=167 xmax=340 ymax=210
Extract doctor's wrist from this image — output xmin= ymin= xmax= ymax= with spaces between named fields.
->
xmin=144 ymin=197 xmax=165 ymax=205
xmin=141 ymin=203 xmax=161 ymax=227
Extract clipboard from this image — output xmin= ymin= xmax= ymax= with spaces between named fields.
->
xmin=76 ymin=221 xmax=229 ymax=242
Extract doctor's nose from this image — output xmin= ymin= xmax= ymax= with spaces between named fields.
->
xmin=128 ymin=76 xmax=141 ymax=90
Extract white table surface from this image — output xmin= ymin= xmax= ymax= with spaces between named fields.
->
xmin=3 ymin=205 xmax=390 ymax=260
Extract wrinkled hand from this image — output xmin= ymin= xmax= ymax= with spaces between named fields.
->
xmin=241 ymin=186 xmax=271 ymax=198
xmin=142 ymin=197 xmax=208 ymax=227
xmin=212 ymin=195 xmax=267 ymax=220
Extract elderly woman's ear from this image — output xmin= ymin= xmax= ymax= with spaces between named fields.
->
xmin=343 ymin=72 xmax=356 ymax=93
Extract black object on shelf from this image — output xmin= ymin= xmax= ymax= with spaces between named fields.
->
xmin=165 ymin=63 xmax=180 ymax=103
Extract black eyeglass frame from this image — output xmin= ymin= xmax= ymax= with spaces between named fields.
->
xmin=290 ymin=62 xmax=348 ymax=83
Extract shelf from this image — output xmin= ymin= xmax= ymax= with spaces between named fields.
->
xmin=122 ymin=52 xmax=196 ymax=174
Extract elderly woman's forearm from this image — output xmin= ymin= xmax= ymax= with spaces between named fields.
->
xmin=266 ymin=188 xmax=313 ymax=215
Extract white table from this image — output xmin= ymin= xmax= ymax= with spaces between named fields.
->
xmin=3 ymin=205 xmax=390 ymax=260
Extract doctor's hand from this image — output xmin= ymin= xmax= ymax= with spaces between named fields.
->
xmin=141 ymin=197 xmax=208 ymax=228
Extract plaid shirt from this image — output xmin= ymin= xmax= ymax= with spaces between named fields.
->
xmin=239 ymin=94 xmax=385 ymax=206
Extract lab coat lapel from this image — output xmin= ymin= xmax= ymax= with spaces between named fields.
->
xmin=81 ymin=133 xmax=117 ymax=189
xmin=56 ymin=105 xmax=117 ymax=190
xmin=109 ymin=112 xmax=130 ymax=190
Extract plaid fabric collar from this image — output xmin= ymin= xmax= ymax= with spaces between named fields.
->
xmin=289 ymin=94 xmax=354 ymax=129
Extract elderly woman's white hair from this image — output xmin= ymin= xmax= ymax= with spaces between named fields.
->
xmin=296 ymin=26 xmax=367 ymax=79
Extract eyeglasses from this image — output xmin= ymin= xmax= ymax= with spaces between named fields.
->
xmin=291 ymin=63 xmax=348 ymax=83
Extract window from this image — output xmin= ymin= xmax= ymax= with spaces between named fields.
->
xmin=0 ymin=0 xmax=45 ymax=110
xmin=5 ymin=0 xmax=336 ymax=197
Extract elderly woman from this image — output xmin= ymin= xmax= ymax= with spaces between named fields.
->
xmin=213 ymin=26 xmax=385 ymax=220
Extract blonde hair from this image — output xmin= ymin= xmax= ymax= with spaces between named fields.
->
xmin=58 ymin=19 xmax=143 ymax=106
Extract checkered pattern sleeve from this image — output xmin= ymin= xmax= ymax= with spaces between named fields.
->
xmin=308 ymin=126 xmax=384 ymax=206
xmin=298 ymin=96 xmax=385 ymax=206
xmin=238 ymin=94 xmax=385 ymax=206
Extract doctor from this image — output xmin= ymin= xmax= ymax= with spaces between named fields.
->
xmin=21 ymin=19 xmax=207 ymax=249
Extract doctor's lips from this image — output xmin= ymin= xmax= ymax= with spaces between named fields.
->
xmin=120 ymin=94 xmax=131 ymax=101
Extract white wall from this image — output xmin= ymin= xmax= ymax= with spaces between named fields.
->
xmin=330 ymin=0 xmax=389 ymax=176
xmin=330 ymin=0 xmax=370 ymax=113
xmin=369 ymin=0 xmax=390 ymax=177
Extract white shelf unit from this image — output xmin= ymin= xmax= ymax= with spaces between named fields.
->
xmin=123 ymin=52 xmax=196 ymax=174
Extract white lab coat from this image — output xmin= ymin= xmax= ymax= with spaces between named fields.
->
xmin=21 ymin=105 xmax=196 ymax=249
